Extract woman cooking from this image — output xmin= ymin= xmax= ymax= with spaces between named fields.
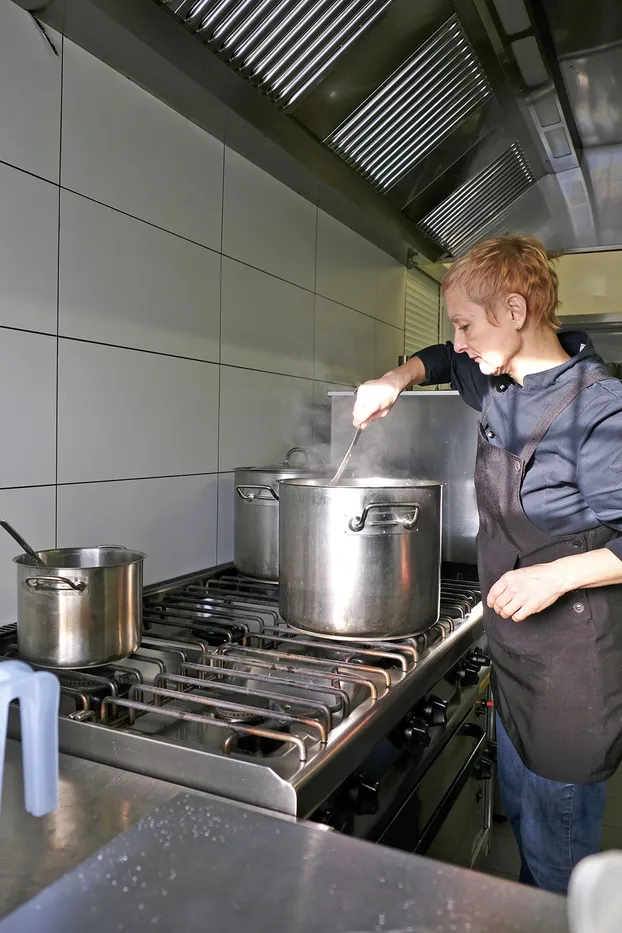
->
xmin=353 ymin=235 xmax=622 ymax=896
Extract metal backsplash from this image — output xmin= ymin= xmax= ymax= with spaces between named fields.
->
xmin=330 ymin=391 xmax=480 ymax=564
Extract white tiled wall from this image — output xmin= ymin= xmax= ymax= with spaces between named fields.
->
xmin=0 ymin=1 xmax=405 ymax=620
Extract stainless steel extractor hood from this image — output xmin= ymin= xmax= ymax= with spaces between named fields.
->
xmin=21 ymin=0 xmax=622 ymax=263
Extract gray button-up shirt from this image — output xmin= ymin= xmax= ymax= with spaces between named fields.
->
xmin=417 ymin=331 xmax=622 ymax=561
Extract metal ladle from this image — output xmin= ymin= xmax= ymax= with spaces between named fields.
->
xmin=328 ymin=427 xmax=362 ymax=486
xmin=0 ymin=520 xmax=46 ymax=568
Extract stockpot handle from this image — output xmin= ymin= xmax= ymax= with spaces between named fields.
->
xmin=348 ymin=502 xmax=420 ymax=533
xmin=236 ymin=485 xmax=279 ymax=502
xmin=96 ymin=544 xmax=127 ymax=549
xmin=25 ymin=576 xmax=88 ymax=592
xmin=284 ymin=447 xmax=309 ymax=465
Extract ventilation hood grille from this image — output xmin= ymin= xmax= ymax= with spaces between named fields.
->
xmin=158 ymin=0 xmax=396 ymax=108
xmin=325 ymin=15 xmax=492 ymax=192
xmin=419 ymin=143 xmax=536 ymax=255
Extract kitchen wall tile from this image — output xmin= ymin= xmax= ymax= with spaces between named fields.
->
xmin=57 ymin=474 xmax=218 ymax=585
xmin=0 ymin=485 xmax=56 ymax=625
xmin=222 ymin=148 xmax=317 ymax=291
xmin=221 ymin=258 xmax=314 ymax=378
xmin=0 ymin=330 xmax=56 ymax=487
xmin=217 ymin=472 xmax=235 ymax=565
xmin=59 ymin=191 xmax=220 ymax=361
xmin=0 ymin=1 xmax=61 ymax=182
xmin=376 ymin=253 xmax=406 ymax=328
xmin=219 ymin=366 xmax=314 ymax=472
xmin=312 ymin=381 xmax=353 ymax=450
xmin=314 ymin=296 xmax=375 ymax=386
xmin=0 ymin=162 xmax=58 ymax=335
xmin=312 ymin=381 xmax=354 ymax=407
xmin=375 ymin=320 xmax=405 ymax=379
xmin=61 ymin=40 xmax=223 ymax=250
xmin=57 ymin=341 xmax=219 ymax=483
xmin=315 ymin=211 xmax=378 ymax=316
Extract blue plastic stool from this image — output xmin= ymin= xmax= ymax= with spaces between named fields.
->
xmin=0 ymin=660 xmax=59 ymax=817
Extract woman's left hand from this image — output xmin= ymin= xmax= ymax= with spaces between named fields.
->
xmin=487 ymin=563 xmax=568 ymax=622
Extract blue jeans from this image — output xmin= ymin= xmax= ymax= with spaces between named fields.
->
xmin=496 ymin=714 xmax=606 ymax=895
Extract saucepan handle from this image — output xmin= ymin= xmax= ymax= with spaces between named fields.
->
xmin=236 ymin=485 xmax=279 ymax=502
xmin=348 ymin=503 xmax=420 ymax=533
xmin=25 ymin=576 xmax=88 ymax=592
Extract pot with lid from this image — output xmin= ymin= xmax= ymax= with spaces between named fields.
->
xmin=234 ymin=447 xmax=323 ymax=581
xmin=278 ymin=477 xmax=442 ymax=640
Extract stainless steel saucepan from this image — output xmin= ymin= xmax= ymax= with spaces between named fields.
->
xmin=234 ymin=447 xmax=326 ymax=581
xmin=0 ymin=521 xmax=145 ymax=668
xmin=278 ymin=477 xmax=442 ymax=640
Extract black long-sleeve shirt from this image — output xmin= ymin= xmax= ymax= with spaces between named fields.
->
xmin=416 ymin=331 xmax=622 ymax=561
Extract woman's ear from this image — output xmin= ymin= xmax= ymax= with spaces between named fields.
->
xmin=507 ymin=293 xmax=528 ymax=330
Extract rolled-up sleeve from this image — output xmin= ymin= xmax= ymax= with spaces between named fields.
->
xmin=413 ymin=342 xmax=490 ymax=411
xmin=413 ymin=343 xmax=453 ymax=385
xmin=577 ymin=393 xmax=622 ymax=561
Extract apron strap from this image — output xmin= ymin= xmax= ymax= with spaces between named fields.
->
xmin=519 ymin=369 xmax=611 ymax=466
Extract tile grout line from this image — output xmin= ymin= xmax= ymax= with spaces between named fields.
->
xmin=54 ymin=31 xmax=65 ymax=549
xmin=311 ymin=205 xmax=320 ymax=443
xmin=312 ymin=205 xmax=319 ymax=389
xmin=72 ymin=335 xmax=353 ymax=389
xmin=215 ymin=144 xmax=226 ymax=559
xmin=0 ymin=323 xmax=338 ymax=385
xmin=59 ymin=471 xmax=221 ymax=489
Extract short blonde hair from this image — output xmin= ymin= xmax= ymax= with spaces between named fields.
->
xmin=442 ymin=235 xmax=561 ymax=329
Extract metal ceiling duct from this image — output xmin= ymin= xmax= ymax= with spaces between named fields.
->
xmin=325 ymin=15 xmax=492 ymax=192
xmin=157 ymin=0 xmax=396 ymax=109
xmin=419 ymin=143 xmax=536 ymax=255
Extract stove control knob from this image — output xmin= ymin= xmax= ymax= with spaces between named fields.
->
xmin=422 ymin=695 xmax=448 ymax=727
xmin=351 ymin=773 xmax=380 ymax=816
xmin=474 ymin=699 xmax=494 ymax=716
xmin=468 ymin=648 xmax=491 ymax=670
xmin=456 ymin=661 xmax=479 ymax=687
xmin=403 ymin=716 xmax=431 ymax=748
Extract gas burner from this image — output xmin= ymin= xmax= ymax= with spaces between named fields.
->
xmin=212 ymin=706 xmax=268 ymax=726
xmin=213 ymin=699 xmax=296 ymax=757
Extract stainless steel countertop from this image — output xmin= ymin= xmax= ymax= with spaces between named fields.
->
xmin=0 ymin=744 xmax=569 ymax=933
xmin=0 ymin=739 xmax=204 ymax=917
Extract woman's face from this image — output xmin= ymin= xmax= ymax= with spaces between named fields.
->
xmin=444 ymin=286 xmax=524 ymax=377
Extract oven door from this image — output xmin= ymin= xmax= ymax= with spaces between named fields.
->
xmin=312 ymin=664 xmax=495 ymax=870
xmin=378 ymin=704 xmax=492 ymax=867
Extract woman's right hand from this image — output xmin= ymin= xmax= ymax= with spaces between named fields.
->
xmin=352 ymin=374 xmax=404 ymax=429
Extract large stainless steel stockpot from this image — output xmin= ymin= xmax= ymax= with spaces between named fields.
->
xmin=15 ymin=546 xmax=145 ymax=668
xmin=234 ymin=448 xmax=320 ymax=581
xmin=278 ymin=477 xmax=442 ymax=640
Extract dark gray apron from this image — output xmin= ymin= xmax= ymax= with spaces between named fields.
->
xmin=476 ymin=369 xmax=622 ymax=784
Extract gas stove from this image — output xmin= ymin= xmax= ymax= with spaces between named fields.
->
xmin=4 ymin=565 xmax=485 ymax=823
